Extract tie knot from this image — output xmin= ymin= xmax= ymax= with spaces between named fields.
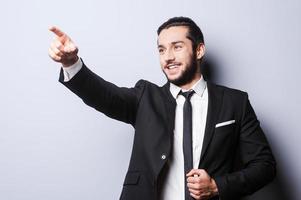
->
xmin=180 ymin=90 xmax=195 ymax=100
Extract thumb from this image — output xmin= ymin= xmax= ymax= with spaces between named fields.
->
xmin=187 ymin=169 xmax=199 ymax=177
xmin=186 ymin=169 xmax=207 ymax=177
xmin=68 ymin=42 xmax=76 ymax=51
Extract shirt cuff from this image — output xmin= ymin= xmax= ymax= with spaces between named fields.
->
xmin=62 ymin=58 xmax=82 ymax=82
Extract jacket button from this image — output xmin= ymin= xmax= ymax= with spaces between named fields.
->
xmin=161 ymin=154 xmax=166 ymax=160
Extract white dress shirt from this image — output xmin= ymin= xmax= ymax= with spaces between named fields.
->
xmin=160 ymin=78 xmax=208 ymax=200
xmin=61 ymin=58 xmax=82 ymax=82
xmin=62 ymin=60 xmax=209 ymax=200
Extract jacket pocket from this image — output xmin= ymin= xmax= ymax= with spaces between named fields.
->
xmin=123 ymin=171 xmax=140 ymax=185
xmin=215 ymin=120 xmax=235 ymax=128
xmin=214 ymin=123 xmax=236 ymax=139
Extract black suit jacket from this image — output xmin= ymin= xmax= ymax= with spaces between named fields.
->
xmin=59 ymin=62 xmax=276 ymax=200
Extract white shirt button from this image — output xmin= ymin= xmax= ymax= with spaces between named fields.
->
xmin=161 ymin=154 xmax=166 ymax=160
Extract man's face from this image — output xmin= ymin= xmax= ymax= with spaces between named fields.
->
xmin=157 ymin=26 xmax=199 ymax=86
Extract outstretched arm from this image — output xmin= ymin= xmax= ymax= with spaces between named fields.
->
xmin=48 ymin=27 xmax=145 ymax=126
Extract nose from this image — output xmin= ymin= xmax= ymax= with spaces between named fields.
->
xmin=164 ymin=49 xmax=175 ymax=62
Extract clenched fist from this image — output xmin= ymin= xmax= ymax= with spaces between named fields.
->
xmin=186 ymin=169 xmax=219 ymax=200
xmin=48 ymin=26 xmax=79 ymax=67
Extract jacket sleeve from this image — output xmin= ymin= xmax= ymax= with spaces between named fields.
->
xmin=59 ymin=62 xmax=145 ymax=126
xmin=214 ymin=94 xmax=276 ymax=200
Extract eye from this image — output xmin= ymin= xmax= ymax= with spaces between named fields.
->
xmin=158 ymin=48 xmax=165 ymax=54
xmin=174 ymin=45 xmax=183 ymax=50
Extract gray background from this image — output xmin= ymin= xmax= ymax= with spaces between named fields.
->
xmin=0 ymin=0 xmax=300 ymax=199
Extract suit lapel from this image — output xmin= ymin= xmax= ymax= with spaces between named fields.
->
xmin=199 ymin=82 xmax=223 ymax=164
xmin=162 ymin=82 xmax=176 ymax=140
xmin=152 ymin=82 xmax=175 ymax=178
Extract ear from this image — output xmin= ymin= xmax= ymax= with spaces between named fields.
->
xmin=196 ymin=43 xmax=205 ymax=60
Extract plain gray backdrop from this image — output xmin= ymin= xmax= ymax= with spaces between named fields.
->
xmin=0 ymin=0 xmax=300 ymax=199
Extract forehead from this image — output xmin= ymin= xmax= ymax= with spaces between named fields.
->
xmin=158 ymin=26 xmax=190 ymax=46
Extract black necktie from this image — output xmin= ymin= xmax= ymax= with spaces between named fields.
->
xmin=180 ymin=90 xmax=195 ymax=200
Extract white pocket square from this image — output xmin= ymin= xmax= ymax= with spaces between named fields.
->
xmin=215 ymin=120 xmax=235 ymax=128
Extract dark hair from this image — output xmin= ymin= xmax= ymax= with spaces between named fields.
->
xmin=157 ymin=16 xmax=204 ymax=50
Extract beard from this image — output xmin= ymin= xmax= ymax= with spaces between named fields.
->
xmin=163 ymin=56 xmax=199 ymax=87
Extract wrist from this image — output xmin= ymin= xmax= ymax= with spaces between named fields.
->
xmin=210 ymin=178 xmax=219 ymax=197
xmin=62 ymin=56 xmax=79 ymax=68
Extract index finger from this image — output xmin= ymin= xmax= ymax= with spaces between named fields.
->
xmin=186 ymin=169 xmax=200 ymax=177
xmin=49 ymin=26 xmax=65 ymax=37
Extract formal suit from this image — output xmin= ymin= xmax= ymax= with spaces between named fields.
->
xmin=59 ymin=62 xmax=276 ymax=200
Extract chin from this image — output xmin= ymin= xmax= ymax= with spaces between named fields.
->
xmin=167 ymin=75 xmax=181 ymax=82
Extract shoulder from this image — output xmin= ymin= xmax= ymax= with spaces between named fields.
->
xmin=134 ymin=80 xmax=174 ymax=101
xmin=207 ymin=82 xmax=249 ymax=102
xmin=134 ymin=79 xmax=163 ymax=90
xmin=133 ymin=79 xmax=162 ymax=96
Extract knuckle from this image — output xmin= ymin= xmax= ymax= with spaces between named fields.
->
xmin=53 ymin=49 xmax=62 ymax=57
xmin=54 ymin=55 xmax=61 ymax=61
xmin=53 ymin=48 xmax=60 ymax=54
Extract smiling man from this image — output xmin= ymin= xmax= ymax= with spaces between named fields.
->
xmin=49 ymin=17 xmax=276 ymax=200
xmin=158 ymin=25 xmax=203 ymax=90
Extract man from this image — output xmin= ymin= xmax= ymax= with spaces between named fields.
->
xmin=48 ymin=17 xmax=276 ymax=200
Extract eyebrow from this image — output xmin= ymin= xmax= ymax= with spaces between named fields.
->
xmin=157 ymin=41 xmax=185 ymax=48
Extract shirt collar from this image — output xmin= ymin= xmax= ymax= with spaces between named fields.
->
xmin=169 ymin=76 xmax=207 ymax=99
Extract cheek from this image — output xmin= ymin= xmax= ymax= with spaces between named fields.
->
xmin=175 ymin=51 xmax=189 ymax=59
xmin=159 ymin=57 xmax=165 ymax=68
xmin=176 ymin=52 xmax=191 ymax=64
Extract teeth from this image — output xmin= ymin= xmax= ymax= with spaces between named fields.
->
xmin=167 ymin=64 xmax=179 ymax=69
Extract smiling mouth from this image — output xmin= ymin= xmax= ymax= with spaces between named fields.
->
xmin=166 ymin=63 xmax=181 ymax=69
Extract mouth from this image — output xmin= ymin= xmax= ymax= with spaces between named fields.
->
xmin=165 ymin=63 xmax=181 ymax=70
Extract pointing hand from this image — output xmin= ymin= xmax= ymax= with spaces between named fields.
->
xmin=48 ymin=26 xmax=79 ymax=67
